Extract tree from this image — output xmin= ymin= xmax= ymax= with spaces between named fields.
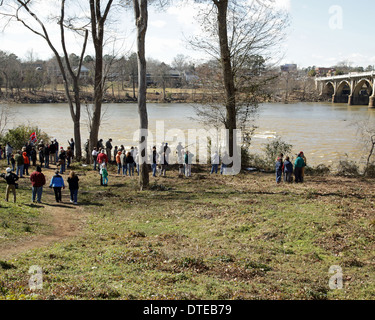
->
xmin=171 ymin=54 xmax=191 ymax=72
xmin=0 ymin=51 xmax=22 ymax=97
xmin=0 ymin=0 xmax=89 ymax=161
xmin=190 ymin=0 xmax=288 ymax=159
xmin=87 ymin=0 xmax=114 ymax=161
xmin=127 ymin=52 xmax=139 ymax=99
xmin=133 ymin=0 xmax=149 ymax=190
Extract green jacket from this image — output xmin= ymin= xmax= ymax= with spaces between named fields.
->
xmin=15 ymin=153 xmax=24 ymax=166
xmin=294 ymin=156 xmax=305 ymax=168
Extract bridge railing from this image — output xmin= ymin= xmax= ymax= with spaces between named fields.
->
xmin=316 ymin=71 xmax=375 ymax=81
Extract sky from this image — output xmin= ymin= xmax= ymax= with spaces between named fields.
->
xmin=0 ymin=0 xmax=374 ymax=69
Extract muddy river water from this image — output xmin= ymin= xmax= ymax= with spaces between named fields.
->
xmin=4 ymin=101 xmax=375 ymax=167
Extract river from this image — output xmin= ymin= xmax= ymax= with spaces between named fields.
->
xmin=2 ymin=101 xmax=374 ymax=166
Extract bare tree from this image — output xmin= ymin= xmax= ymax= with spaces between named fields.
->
xmin=0 ymin=0 xmax=89 ymax=160
xmin=190 ymin=0 xmax=288 ymax=156
xmin=87 ymin=0 xmax=114 ymax=160
xmin=133 ymin=0 xmax=149 ymax=190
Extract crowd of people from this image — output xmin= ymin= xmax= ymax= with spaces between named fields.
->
xmin=0 ymin=138 xmax=78 ymax=204
xmin=0 ymin=136 xmax=309 ymax=204
xmin=275 ymin=152 xmax=307 ymax=184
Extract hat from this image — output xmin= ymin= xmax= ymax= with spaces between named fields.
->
xmin=6 ymin=167 xmax=11 ymax=173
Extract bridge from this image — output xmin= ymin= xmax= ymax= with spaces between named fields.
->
xmin=315 ymin=71 xmax=375 ymax=107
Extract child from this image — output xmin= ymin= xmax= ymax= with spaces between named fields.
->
xmin=101 ymin=166 xmax=109 ymax=186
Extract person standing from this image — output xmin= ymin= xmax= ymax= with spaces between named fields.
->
xmin=44 ymin=144 xmax=50 ymax=168
xmin=68 ymin=138 xmax=75 ymax=158
xmin=294 ymin=152 xmax=306 ymax=183
xmin=58 ymin=147 xmax=67 ymax=174
xmin=15 ymin=150 xmax=24 ymax=178
xmin=97 ymin=149 xmax=108 ymax=185
xmin=126 ymin=151 xmax=135 ymax=176
xmin=10 ymin=154 xmax=15 ymax=172
xmin=84 ymin=139 xmax=90 ymax=164
xmin=2 ymin=167 xmax=19 ymax=203
xmin=105 ymin=138 xmax=113 ymax=162
xmin=101 ymin=166 xmax=109 ymax=186
xmin=22 ymin=150 xmax=30 ymax=176
xmin=176 ymin=142 xmax=184 ymax=164
xmin=66 ymin=146 xmax=73 ymax=169
xmin=116 ymin=150 xmax=122 ymax=175
xmin=210 ymin=151 xmax=220 ymax=174
xmin=275 ymin=156 xmax=283 ymax=184
xmin=113 ymin=146 xmax=118 ymax=163
xmin=49 ymin=170 xmax=65 ymax=203
xmin=54 ymin=139 xmax=59 ymax=165
xmin=159 ymin=152 xmax=168 ymax=177
xmin=49 ymin=140 xmax=56 ymax=165
xmin=121 ymin=149 xmax=127 ymax=176
xmin=30 ymin=166 xmax=46 ymax=203
xmin=97 ymin=139 xmax=104 ymax=151
xmin=283 ymin=156 xmax=294 ymax=183
xmin=38 ymin=147 xmax=45 ymax=168
xmin=67 ymin=171 xmax=79 ymax=205
xmin=92 ymin=147 xmax=99 ymax=170
xmin=97 ymin=149 xmax=108 ymax=170
xmin=5 ymin=142 xmax=13 ymax=165
xmin=30 ymin=147 xmax=37 ymax=167
xmin=151 ymin=146 xmax=158 ymax=177
xmin=184 ymin=151 xmax=194 ymax=177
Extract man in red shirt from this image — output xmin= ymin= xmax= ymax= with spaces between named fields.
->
xmin=30 ymin=166 xmax=46 ymax=203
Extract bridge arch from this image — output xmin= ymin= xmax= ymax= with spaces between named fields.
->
xmin=352 ymin=79 xmax=373 ymax=105
xmin=335 ymin=80 xmax=351 ymax=103
xmin=322 ymin=81 xmax=335 ymax=98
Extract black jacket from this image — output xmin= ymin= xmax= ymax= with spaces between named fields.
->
xmin=4 ymin=172 xmax=19 ymax=185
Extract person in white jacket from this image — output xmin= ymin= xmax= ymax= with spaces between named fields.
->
xmin=210 ymin=151 xmax=220 ymax=174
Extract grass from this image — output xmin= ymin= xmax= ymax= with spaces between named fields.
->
xmin=0 ymin=161 xmax=374 ymax=300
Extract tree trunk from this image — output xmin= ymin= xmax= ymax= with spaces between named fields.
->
xmin=88 ymin=0 xmax=113 ymax=161
xmin=216 ymin=0 xmax=236 ymax=157
xmin=134 ymin=0 xmax=149 ymax=190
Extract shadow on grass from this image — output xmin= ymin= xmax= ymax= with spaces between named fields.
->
xmin=43 ymin=203 xmax=74 ymax=209
xmin=24 ymin=203 xmax=45 ymax=209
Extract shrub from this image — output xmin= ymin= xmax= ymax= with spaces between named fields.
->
xmin=305 ymin=164 xmax=331 ymax=176
xmin=262 ymin=136 xmax=293 ymax=168
xmin=336 ymin=159 xmax=360 ymax=177
xmin=0 ymin=125 xmax=50 ymax=151
xmin=364 ymin=163 xmax=375 ymax=177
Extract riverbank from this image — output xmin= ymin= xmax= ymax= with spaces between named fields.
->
xmin=0 ymin=87 xmax=323 ymax=105
xmin=0 ymin=161 xmax=374 ymax=300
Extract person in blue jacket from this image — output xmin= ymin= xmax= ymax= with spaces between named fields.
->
xmin=283 ymin=156 xmax=294 ymax=183
xmin=49 ymin=170 xmax=65 ymax=203
xmin=275 ymin=156 xmax=283 ymax=184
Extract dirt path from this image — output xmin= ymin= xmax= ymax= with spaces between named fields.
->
xmin=0 ymin=168 xmax=89 ymax=261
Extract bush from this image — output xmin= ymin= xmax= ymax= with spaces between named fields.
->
xmin=0 ymin=125 xmax=50 ymax=151
xmin=263 ymin=136 xmax=293 ymax=168
xmin=245 ymin=152 xmax=269 ymax=170
xmin=336 ymin=159 xmax=360 ymax=177
xmin=305 ymin=164 xmax=331 ymax=176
